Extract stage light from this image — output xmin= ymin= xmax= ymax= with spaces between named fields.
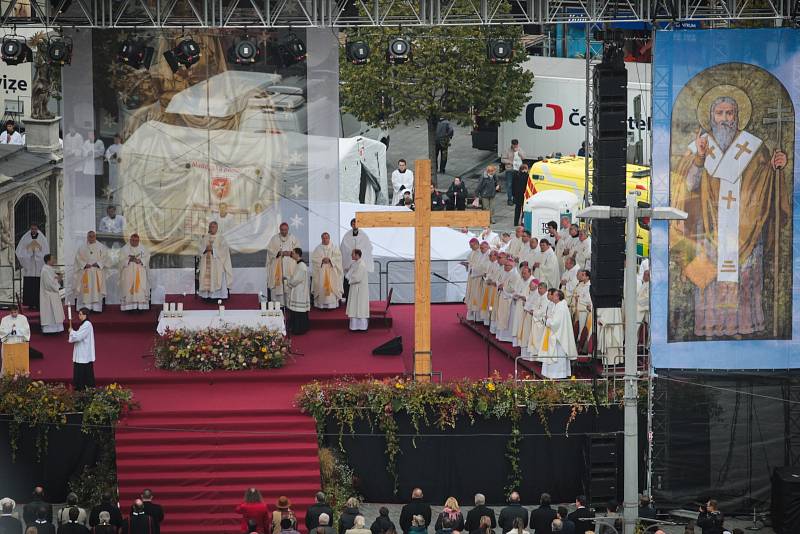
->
xmin=487 ymin=38 xmax=512 ymax=63
xmin=46 ymin=36 xmax=72 ymax=66
xmin=163 ymin=37 xmax=201 ymax=73
xmin=271 ymin=33 xmax=306 ymax=67
xmin=346 ymin=40 xmax=370 ymax=65
xmin=386 ymin=37 xmax=411 ymax=65
xmin=117 ymin=39 xmax=155 ymax=70
xmin=1 ymin=37 xmax=32 ymax=66
xmin=228 ymin=36 xmax=261 ymax=65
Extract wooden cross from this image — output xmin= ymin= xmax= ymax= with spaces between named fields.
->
xmin=734 ymin=141 xmax=752 ymax=160
xmin=356 ymin=160 xmax=490 ymax=381
xmin=722 ymin=190 xmax=737 ymax=209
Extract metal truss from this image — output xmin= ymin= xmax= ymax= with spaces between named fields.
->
xmin=0 ymin=0 xmax=790 ymax=28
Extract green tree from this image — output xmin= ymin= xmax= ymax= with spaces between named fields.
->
xmin=339 ymin=13 xmax=534 ymax=186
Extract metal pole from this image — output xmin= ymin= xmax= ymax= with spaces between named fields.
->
xmin=622 ymin=192 xmax=639 ymax=534
xmin=584 ymin=22 xmax=591 ymax=206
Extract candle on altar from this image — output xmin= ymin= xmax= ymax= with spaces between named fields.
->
xmin=67 ymin=305 xmax=72 ymax=320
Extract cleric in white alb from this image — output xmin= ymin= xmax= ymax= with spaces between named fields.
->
xmin=345 ymin=249 xmax=370 ymax=331
xmin=15 ymin=223 xmax=49 ymax=310
xmin=73 ymin=231 xmax=109 ymax=312
xmin=0 ymin=305 xmax=30 ymax=375
xmin=340 ymin=218 xmax=373 ymax=301
xmin=197 ymin=221 xmax=233 ymax=300
xmin=68 ymin=308 xmax=96 ymax=390
xmin=266 ymin=222 xmax=300 ymax=306
xmin=539 ymin=289 xmax=577 ymax=379
xmin=39 ymin=254 xmax=65 ymax=334
xmin=118 ymin=234 xmax=151 ymax=311
xmin=0 ymin=120 xmax=23 ymax=145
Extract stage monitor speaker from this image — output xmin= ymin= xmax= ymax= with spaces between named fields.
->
xmin=772 ymin=467 xmax=800 ymax=534
xmin=29 ymin=346 xmax=43 ymax=359
xmin=373 ymin=336 xmax=403 ymax=356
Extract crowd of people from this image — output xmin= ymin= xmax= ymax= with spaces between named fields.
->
xmin=0 ymin=486 xmax=164 ymax=534
xmin=463 ymin=221 xmax=650 ymax=378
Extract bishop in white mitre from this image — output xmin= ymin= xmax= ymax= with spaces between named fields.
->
xmin=119 ymin=234 xmax=151 ymax=311
xmin=539 ymin=290 xmax=577 ymax=379
xmin=0 ymin=305 xmax=30 ymax=375
xmin=197 ymin=221 xmax=233 ymax=300
xmin=311 ymin=232 xmax=344 ymax=309
xmin=15 ymin=223 xmax=49 ymax=310
xmin=345 ymin=249 xmax=370 ymax=331
xmin=73 ymin=231 xmax=109 ymax=312
xmin=39 ymin=254 xmax=65 ymax=334
xmin=266 ymin=222 xmax=300 ymax=306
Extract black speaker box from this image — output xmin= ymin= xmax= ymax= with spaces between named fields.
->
xmin=594 ymin=68 xmax=627 ymax=100
xmin=595 ymin=110 xmax=627 ymax=138
xmin=772 ymin=467 xmax=800 ymax=534
xmin=372 ymin=336 xmax=403 ymax=356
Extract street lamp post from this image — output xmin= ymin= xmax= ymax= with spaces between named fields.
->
xmin=577 ymin=192 xmax=686 ymax=534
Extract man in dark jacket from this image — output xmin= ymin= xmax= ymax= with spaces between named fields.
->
xmin=371 ymin=506 xmax=396 ymax=534
xmin=511 ymin=164 xmax=529 ymax=227
xmin=23 ymin=487 xmax=52 ymax=528
xmin=139 ymin=489 xmax=164 ymax=534
xmin=57 ymin=507 xmax=89 ymax=534
xmin=638 ymin=495 xmax=656 ymax=521
xmin=399 ymin=488 xmax=432 ymax=534
xmin=556 ymin=507 xmax=575 ymax=534
xmin=696 ymin=500 xmax=724 ymax=534
xmin=464 ymin=493 xmax=496 ymax=532
xmin=474 ymin=166 xmax=499 ymax=224
xmin=498 ymin=492 xmax=528 ymax=533
xmin=306 ymin=492 xmax=334 ymax=533
xmin=530 ymin=493 xmax=557 ymax=534
xmin=0 ymin=498 xmax=23 ymax=534
xmin=566 ymin=496 xmax=593 ymax=534
xmin=32 ymin=507 xmax=55 ymax=534
xmin=89 ymin=492 xmax=124 ymax=530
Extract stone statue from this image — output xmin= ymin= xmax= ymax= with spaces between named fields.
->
xmin=30 ymin=32 xmax=56 ymax=120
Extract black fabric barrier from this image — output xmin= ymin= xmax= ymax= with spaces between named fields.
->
xmin=325 ymin=406 xmax=626 ymax=504
xmin=652 ymin=370 xmax=797 ymax=514
xmin=0 ymin=414 xmax=101 ymax=502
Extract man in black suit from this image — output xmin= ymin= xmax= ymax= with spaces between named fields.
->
xmin=22 ymin=487 xmax=52 ymax=528
xmin=556 ymin=507 xmax=574 ymax=534
xmin=566 ymin=496 xmax=593 ymax=534
xmin=464 ymin=493 xmax=496 ymax=532
xmin=530 ymin=494 xmax=557 ymax=534
xmin=32 ymin=507 xmax=56 ymax=534
xmin=57 ymin=507 xmax=89 ymax=534
xmin=399 ymin=488 xmax=432 ymax=534
xmin=498 ymin=492 xmax=528 ymax=533
xmin=0 ymin=498 xmax=23 ymax=534
xmin=89 ymin=492 xmax=123 ymax=530
xmin=139 ymin=489 xmax=164 ymax=534
xmin=306 ymin=492 xmax=334 ymax=533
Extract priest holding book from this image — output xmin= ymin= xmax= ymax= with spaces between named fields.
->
xmin=0 ymin=305 xmax=31 ymax=375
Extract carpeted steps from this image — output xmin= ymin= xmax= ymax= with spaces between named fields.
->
xmin=115 ymin=408 xmax=321 ymax=534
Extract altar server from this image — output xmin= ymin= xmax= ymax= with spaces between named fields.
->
xmin=286 ymin=248 xmax=310 ymax=335
xmin=266 ymin=222 xmax=300 ymax=306
xmin=197 ymin=221 xmax=233 ymax=300
xmin=15 ymin=223 xmax=49 ymax=310
xmin=311 ymin=232 xmax=343 ymax=309
xmin=68 ymin=308 xmax=95 ymax=390
xmin=73 ymin=231 xmax=108 ymax=312
xmin=40 ymin=254 xmax=65 ymax=334
xmin=0 ymin=305 xmax=30 ymax=375
xmin=345 ymin=249 xmax=369 ymax=331
xmin=119 ymin=234 xmax=150 ymax=311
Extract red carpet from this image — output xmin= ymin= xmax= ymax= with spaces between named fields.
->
xmin=28 ymin=299 xmax=517 ymax=534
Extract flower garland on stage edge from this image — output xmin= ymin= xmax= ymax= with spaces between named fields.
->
xmin=153 ymin=327 xmax=290 ymax=372
xmin=297 ymin=375 xmax=622 ymax=494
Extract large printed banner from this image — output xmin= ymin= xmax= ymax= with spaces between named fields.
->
xmin=651 ymin=29 xmax=800 ymax=369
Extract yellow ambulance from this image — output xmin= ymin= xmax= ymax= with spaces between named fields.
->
xmin=525 ymin=156 xmax=651 ymax=256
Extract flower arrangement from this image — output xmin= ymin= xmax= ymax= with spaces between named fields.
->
xmin=297 ymin=374 xmax=621 ymax=494
xmin=153 ymin=327 xmax=290 ymax=372
xmin=0 ymin=375 xmax=137 ymax=459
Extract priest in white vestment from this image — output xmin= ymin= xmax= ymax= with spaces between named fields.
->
xmin=574 ymin=229 xmax=591 ymax=270
xmin=197 ymin=221 xmax=233 ymax=300
xmin=554 ymin=217 xmax=575 ymax=274
xmin=464 ymin=238 xmax=485 ymax=321
xmin=73 ymin=231 xmax=109 ymax=312
xmin=572 ymin=270 xmax=593 ymax=354
xmin=495 ymin=261 xmax=519 ymax=342
xmin=266 ymin=222 xmax=300 ymax=305
xmin=478 ymin=227 xmax=501 ymax=250
xmin=287 ymin=248 xmax=311 ymax=334
xmin=105 ymin=135 xmax=123 ymax=197
xmin=560 ymin=257 xmax=580 ymax=304
xmin=15 ymin=223 xmax=49 ymax=310
xmin=637 ymin=268 xmax=650 ymax=347
xmin=311 ymin=232 xmax=344 ymax=309
xmin=534 ymin=239 xmax=559 ymax=291
xmin=511 ymin=266 xmax=533 ymax=347
xmin=68 ymin=308 xmax=95 ymax=389
xmin=118 ymin=234 xmax=150 ymax=311
xmin=539 ymin=290 xmax=577 ymax=379
xmin=481 ymin=249 xmax=499 ymax=325
xmin=99 ymin=205 xmax=126 ymax=235
xmin=519 ymin=237 xmax=540 ymax=270
xmin=506 ymin=226 xmax=525 ymax=258
xmin=0 ymin=306 xmax=30 ymax=375
xmin=519 ymin=279 xmax=541 ymax=357
xmin=39 ymin=254 xmax=64 ymax=334
xmin=527 ymin=285 xmax=553 ymax=360
xmin=341 ymin=219 xmax=374 ymax=300
xmin=345 ymin=249 xmax=370 ymax=331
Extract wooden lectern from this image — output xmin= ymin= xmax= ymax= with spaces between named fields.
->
xmin=2 ymin=342 xmax=30 ymax=375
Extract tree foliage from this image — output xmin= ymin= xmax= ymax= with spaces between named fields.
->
xmin=339 ymin=6 xmax=534 ymax=183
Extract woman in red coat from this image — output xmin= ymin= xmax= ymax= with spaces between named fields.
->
xmin=236 ymin=488 xmax=269 ymax=533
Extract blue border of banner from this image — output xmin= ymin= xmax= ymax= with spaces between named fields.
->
xmin=651 ymin=28 xmax=800 ymax=369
